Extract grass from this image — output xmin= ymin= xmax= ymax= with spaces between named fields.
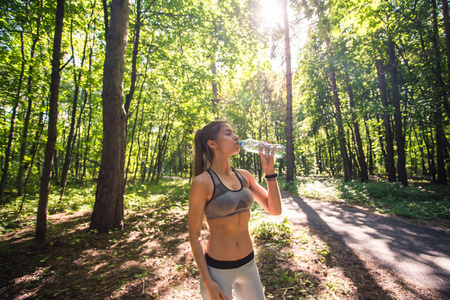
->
xmin=0 ymin=177 xmax=447 ymax=299
xmin=279 ymin=177 xmax=450 ymax=222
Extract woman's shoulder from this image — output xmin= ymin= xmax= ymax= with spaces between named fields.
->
xmin=235 ymin=168 xmax=252 ymax=176
xmin=191 ymin=170 xmax=213 ymax=187
xmin=235 ymin=169 xmax=255 ymax=183
xmin=190 ymin=171 xmax=214 ymax=200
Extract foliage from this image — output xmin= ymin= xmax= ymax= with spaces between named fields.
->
xmin=1 ymin=0 xmax=449 ymax=235
xmin=281 ymin=177 xmax=450 ymax=220
xmin=250 ymin=214 xmax=293 ymax=247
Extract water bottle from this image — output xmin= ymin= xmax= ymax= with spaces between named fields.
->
xmin=238 ymin=139 xmax=285 ymax=159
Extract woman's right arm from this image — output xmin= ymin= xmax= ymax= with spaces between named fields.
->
xmin=188 ymin=175 xmax=228 ymax=300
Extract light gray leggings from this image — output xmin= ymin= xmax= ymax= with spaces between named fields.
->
xmin=200 ymin=258 xmax=265 ymax=300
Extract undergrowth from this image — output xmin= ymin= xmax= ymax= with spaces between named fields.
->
xmin=280 ymin=177 xmax=450 ymax=220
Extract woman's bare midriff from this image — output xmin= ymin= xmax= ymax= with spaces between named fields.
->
xmin=205 ymin=210 xmax=253 ymax=261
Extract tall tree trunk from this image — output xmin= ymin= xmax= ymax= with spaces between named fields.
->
xmin=431 ymin=0 xmax=448 ymax=183
xmin=282 ymin=0 xmax=294 ymax=182
xmin=81 ymin=92 xmax=92 ymax=183
xmin=90 ymin=0 xmax=130 ymax=233
xmin=388 ymin=39 xmax=408 ymax=186
xmin=363 ymin=116 xmax=374 ymax=175
xmin=345 ymin=69 xmax=368 ymax=182
xmin=324 ymin=127 xmax=335 ymax=177
xmin=81 ymin=43 xmax=94 ymax=183
xmin=375 ymin=60 xmax=396 ymax=182
xmin=443 ymin=0 xmax=450 ymax=84
xmin=36 ymin=0 xmax=65 ymax=241
xmin=17 ymin=1 xmax=42 ymax=196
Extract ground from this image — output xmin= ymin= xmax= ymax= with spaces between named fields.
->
xmin=0 ymin=190 xmax=446 ymax=300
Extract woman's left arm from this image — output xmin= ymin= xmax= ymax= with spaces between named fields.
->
xmin=240 ymin=152 xmax=282 ymax=215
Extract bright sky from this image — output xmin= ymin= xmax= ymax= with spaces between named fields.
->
xmin=258 ymin=0 xmax=310 ymax=73
xmin=259 ymin=0 xmax=284 ymax=28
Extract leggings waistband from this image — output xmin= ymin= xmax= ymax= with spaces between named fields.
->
xmin=205 ymin=251 xmax=254 ymax=269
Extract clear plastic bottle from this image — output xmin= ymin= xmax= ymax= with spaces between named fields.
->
xmin=238 ymin=139 xmax=285 ymax=159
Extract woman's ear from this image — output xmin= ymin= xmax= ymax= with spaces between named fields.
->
xmin=207 ymin=140 xmax=216 ymax=150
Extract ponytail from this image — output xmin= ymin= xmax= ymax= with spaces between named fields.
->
xmin=193 ymin=120 xmax=228 ymax=177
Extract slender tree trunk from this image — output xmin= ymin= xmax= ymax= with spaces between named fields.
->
xmin=388 ymin=39 xmax=408 ymax=186
xmin=324 ymin=128 xmax=335 ymax=177
xmin=133 ymin=103 xmax=145 ymax=181
xmin=363 ymin=116 xmax=374 ymax=175
xmin=282 ymin=0 xmax=294 ymax=182
xmin=90 ymin=0 xmax=130 ymax=233
xmin=375 ymin=60 xmax=396 ymax=182
xmin=82 ymin=93 xmax=92 ymax=183
xmin=81 ymin=44 xmax=94 ymax=183
xmin=421 ymin=119 xmax=437 ymax=181
xmin=431 ymin=0 xmax=448 ymax=183
xmin=443 ymin=0 xmax=450 ymax=84
xmin=36 ymin=0 xmax=65 ymax=241
xmin=345 ymin=70 xmax=368 ymax=182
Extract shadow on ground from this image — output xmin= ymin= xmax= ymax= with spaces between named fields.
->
xmin=0 ymin=199 xmax=195 ymax=299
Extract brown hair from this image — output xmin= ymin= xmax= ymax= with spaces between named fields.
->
xmin=193 ymin=120 xmax=229 ymax=176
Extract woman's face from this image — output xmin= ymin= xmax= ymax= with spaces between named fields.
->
xmin=211 ymin=123 xmax=240 ymax=155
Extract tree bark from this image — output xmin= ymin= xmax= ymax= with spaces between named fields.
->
xmin=282 ymin=0 xmax=295 ymax=183
xmin=375 ymin=60 xmax=396 ymax=182
xmin=90 ymin=0 xmax=130 ymax=232
xmin=388 ymin=39 xmax=408 ymax=186
xmin=431 ymin=0 xmax=448 ymax=183
xmin=363 ymin=116 xmax=374 ymax=175
xmin=443 ymin=0 xmax=450 ymax=84
xmin=36 ymin=0 xmax=65 ymax=241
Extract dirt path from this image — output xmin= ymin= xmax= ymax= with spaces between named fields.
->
xmin=279 ymin=192 xmax=450 ymax=299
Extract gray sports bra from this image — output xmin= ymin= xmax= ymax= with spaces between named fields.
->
xmin=204 ymin=168 xmax=254 ymax=220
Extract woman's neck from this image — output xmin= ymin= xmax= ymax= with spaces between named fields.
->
xmin=209 ymin=158 xmax=232 ymax=176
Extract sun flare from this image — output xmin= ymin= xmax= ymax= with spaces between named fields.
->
xmin=259 ymin=0 xmax=283 ymax=28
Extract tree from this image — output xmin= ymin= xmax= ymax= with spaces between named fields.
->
xmin=375 ymin=58 xmax=396 ymax=182
xmin=90 ymin=0 xmax=130 ymax=233
xmin=345 ymin=68 xmax=369 ymax=182
xmin=36 ymin=0 xmax=65 ymax=241
xmin=282 ymin=0 xmax=295 ymax=183
xmin=388 ymin=38 xmax=407 ymax=186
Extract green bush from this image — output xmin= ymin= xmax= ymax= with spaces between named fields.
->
xmin=250 ymin=217 xmax=293 ymax=247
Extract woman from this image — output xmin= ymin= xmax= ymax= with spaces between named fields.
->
xmin=188 ymin=120 xmax=282 ymax=300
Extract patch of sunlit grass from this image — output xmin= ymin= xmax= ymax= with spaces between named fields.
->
xmin=280 ymin=177 xmax=450 ymax=221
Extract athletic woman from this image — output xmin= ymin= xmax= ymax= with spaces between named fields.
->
xmin=188 ymin=120 xmax=282 ymax=300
